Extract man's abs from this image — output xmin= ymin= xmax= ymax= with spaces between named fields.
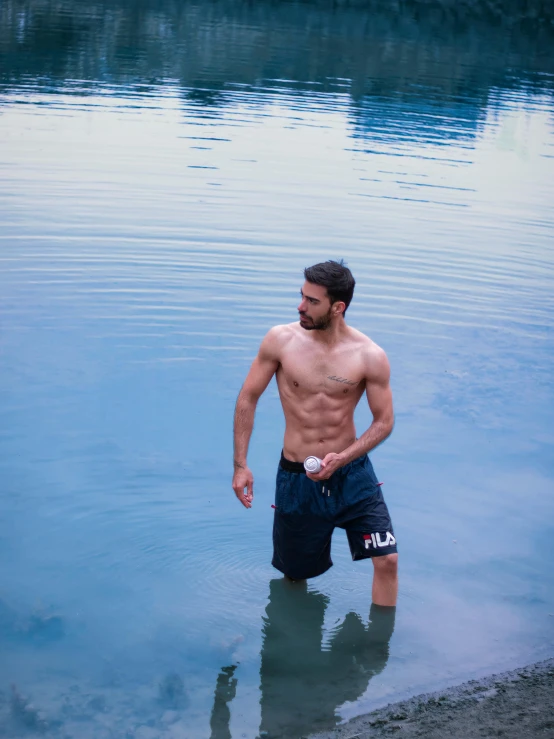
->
xmin=279 ymin=387 xmax=362 ymax=461
xmin=282 ymin=424 xmax=357 ymax=463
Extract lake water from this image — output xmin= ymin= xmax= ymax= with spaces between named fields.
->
xmin=1 ymin=1 xmax=553 ymax=737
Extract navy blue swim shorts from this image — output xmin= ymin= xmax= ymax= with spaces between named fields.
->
xmin=272 ymin=452 xmax=397 ymax=580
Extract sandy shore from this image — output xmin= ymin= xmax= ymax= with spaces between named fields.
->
xmin=310 ymin=659 xmax=554 ymax=739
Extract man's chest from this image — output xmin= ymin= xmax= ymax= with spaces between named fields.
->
xmin=279 ymin=348 xmax=364 ymax=394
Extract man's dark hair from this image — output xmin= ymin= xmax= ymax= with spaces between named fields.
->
xmin=304 ymin=260 xmax=355 ymax=315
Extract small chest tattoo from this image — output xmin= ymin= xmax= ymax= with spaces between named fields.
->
xmin=327 ymin=375 xmax=357 ymax=386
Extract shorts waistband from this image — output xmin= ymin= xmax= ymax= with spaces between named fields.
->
xmin=279 ymin=450 xmax=369 ymax=475
xmin=279 ymin=451 xmax=307 ymax=474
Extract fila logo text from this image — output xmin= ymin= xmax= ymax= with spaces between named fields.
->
xmin=363 ymin=532 xmax=396 ymax=549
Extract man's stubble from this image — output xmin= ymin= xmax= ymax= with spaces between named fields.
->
xmin=299 ymin=307 xmax=333 ymax=331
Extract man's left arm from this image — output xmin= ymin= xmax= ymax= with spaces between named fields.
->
xmin=310 ymin=348 xmax=394 ymax=480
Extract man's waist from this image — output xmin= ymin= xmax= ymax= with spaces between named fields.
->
xmin=279 ymin=450 xmax=367 ymax=475
xmin=279 ymin=452 xmax=307 ymax=474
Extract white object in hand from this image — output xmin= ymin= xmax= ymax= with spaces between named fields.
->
xmin=304 ymin=456 xmax=322 ymax=473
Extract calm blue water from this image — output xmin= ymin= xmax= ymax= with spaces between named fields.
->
xmin=1 ymin=1 xmax=554 ymax=737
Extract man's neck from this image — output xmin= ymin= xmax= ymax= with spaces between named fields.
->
xmin=309 ymin=317 xmax=348 ymax=346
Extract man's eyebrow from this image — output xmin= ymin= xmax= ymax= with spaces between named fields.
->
xmin=300 ymin=289 xmax=321 ymax=302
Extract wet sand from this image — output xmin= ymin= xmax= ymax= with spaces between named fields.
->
xmin=311 ymin=659 xmax=554 ymax=739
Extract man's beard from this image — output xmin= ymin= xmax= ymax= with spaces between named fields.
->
xmin=299 ymin=308 xmax=332 ymax=331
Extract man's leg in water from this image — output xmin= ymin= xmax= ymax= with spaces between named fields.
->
xmin=372 ymin=553 xmax=398 ymax=606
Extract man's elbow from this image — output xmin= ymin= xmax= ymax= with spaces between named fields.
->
xmin=237 ymin=385 xmax=261 ymax=406
xmin=382 ymin=414 xmax=395 ymax=439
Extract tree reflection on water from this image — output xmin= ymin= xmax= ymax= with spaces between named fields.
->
xmin=2 ymin=0 xmax=553 ymax=102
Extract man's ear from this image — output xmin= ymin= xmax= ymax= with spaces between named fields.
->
xmin=333 ymin=301 xmax=346 ymax=316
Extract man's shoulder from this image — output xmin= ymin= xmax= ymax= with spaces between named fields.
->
xmin=347 ymin=327 xmax=390 ymax=374
xmin=265 ymin=322 xmax=299 ymax=342
xmin=260 ymin=322 xmax=298 ymax=357
xmin=347 ymin=326 xmax=385 ymax=353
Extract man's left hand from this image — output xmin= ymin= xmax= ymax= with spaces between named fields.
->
xmin=306 ymin=452 xmax=345 ymax=481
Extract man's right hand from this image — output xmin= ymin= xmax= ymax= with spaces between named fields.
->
xmin=232 ymin=465 xmax=254 ymax=509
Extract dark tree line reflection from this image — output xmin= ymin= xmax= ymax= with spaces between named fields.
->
xmin=2 ymin=0 xmax=553 ymax=147
xmin=2 ymin=0 xmax=553 ymax=97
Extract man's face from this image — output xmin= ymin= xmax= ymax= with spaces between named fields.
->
xmin=297 ymin=281 xmax=333 ymax=331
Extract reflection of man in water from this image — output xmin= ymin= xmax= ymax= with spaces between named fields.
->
xmin=209 ymin=579 xmax=395 ymax=739
xmin=259 ymin=578 xmax=395 ymax=738
xmin=232 ymin=260 xmax=397 ymax=606
xmin=209 ymin=665 xmax=237 ymax=739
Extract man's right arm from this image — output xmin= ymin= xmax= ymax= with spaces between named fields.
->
xmin=232 ymin=327 xmax=281 ymax=508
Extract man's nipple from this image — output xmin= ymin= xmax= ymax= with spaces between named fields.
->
xmin=293 ymin=381 xmax=299 ymax=387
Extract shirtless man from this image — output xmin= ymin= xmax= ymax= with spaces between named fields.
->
xmin=232 ymin=260 xmax=398 ymax=606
